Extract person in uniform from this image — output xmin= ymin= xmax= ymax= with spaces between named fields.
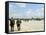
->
xmin=10 ymin=17 xmax=15 ymax=31
xmin=16 ymin=18 xmax=22 ymax=31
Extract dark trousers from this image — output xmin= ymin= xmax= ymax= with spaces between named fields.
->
xmin=11 ymin=26 xmax=14 ymax=31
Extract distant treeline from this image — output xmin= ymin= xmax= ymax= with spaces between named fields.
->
xmin=8 ymin=18 xmax=44 ymax=21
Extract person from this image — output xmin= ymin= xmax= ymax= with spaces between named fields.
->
xmin=16 ymin=18 xmax=22 ymax=31
xmin=10 ymin=17 xmax=15 ymax=31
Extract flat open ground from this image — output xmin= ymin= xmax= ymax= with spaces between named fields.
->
xmin=9 ymin=20 xmax=44 ymax=33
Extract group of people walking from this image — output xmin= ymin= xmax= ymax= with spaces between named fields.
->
xmin=10 ymin=17 xmax=22 ymax=32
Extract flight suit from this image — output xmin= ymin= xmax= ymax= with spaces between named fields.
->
xmin=10 ymin=19 xmax=15 ymax=31
xmin=16 ymin=20 xmax=21 ymax=31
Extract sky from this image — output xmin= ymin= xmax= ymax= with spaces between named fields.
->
xmin=9 ymin=2 xmax=44 ymax=19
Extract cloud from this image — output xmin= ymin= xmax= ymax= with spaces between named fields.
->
xmin=9 ymin=12 xmax=21 ymax=18
xmin=9 ymin=8 xmax=44 ymax=18
xmin=26 ymin=8 xmax=44 ymax=18
xmin=35 ymin=8 xmax=44 ymax=18
xmin=26 ymin=9 xmax=33 ymax=17
xmin=9 ymin=2 xmax=44 ymax=18
xmin=15 ymin=3 xmax=26 ymax=7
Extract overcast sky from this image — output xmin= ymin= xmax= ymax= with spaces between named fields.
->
xmin=9 ymin=2 xmax=44 ymax=19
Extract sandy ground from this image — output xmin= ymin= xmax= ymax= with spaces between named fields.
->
xmin=9 ymin=20 xmax=44 ymax=32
